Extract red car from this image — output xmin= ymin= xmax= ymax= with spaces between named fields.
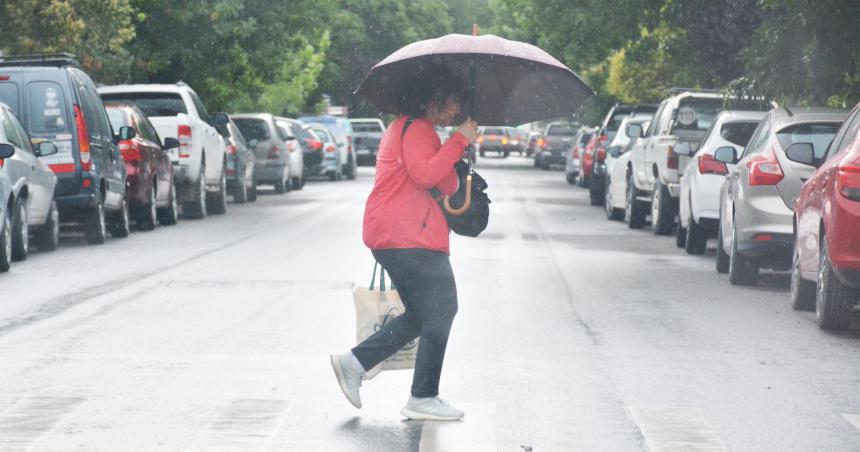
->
xmin=791 ymin=102 xmax=860 ymax=329
xmin=105 ymin=104 xmax=178 ymax=230
xmin=579 ymin=133 xmax=607 ymax=188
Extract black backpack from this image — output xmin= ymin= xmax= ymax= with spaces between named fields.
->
xmin=402 ymin=118 xmax=490 ymax=238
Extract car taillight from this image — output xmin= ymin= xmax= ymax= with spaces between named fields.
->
xmin=74 ymin=104 xmax=92 ymax=171
xmin=178 ymin=125 xmax=192 ymax=158
xmin=836 ymin=163 xmax=860 ymax=201
xmin=747 ymin=148 xmax=784 ymax=186
xmin=596 ymin=148 xmax=606 ymax=162
xmin=118 ymin=140 xmax=140 ymax=162
xmin=477 ymin=136 xmax=484 ymax=144
xmin=308 ymin=139 xmax=322 ymax=150
xmin=539 ymin=138 xmax=546 ymax=149
xmin=325 ymin=145 xmax=336 ymax=153
xmin=598 ymin=134 xmax=608 ymax=143
xmin=269 ymin=146 xmax=281 ymax=159
xmin=666 ymin=145 xmax=679 ymax=170
xmin=226 ymin=143 xmax=237 ymax=155
xmin=0 ymin=75 xmax=9 ymax=81
xmin=698 ymin=153 xmax=728 ymax=175
xmin=502 ymin=137 xmax=508 ymax=145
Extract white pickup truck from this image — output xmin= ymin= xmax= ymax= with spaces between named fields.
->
xmin=99 ymin=83 xmax=227 ymax=218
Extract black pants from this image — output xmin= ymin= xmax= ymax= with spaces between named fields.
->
xmin=352 ymin=248 xmax=458 ymax=398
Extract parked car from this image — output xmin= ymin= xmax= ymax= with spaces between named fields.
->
xmin=307 ymin=123 xmax=344 ymax=181
xmin=715 ymin=107 xmax=847 ymax=286
xmin=564 ymin=127 xmax=595 ymax=182
xmin=478 ymin=126 xmax=513 ymax=157
xmin=607 ymin=120 xmax=651 ymax=223
xmin=676 ymin=110 xmax=764 ymax=254
xmin=299 ymin=115 xmax=356 ymax=179
xmin=0 ymin=143 xmax=16 ymax=271
xmin=601 ymin=115 xmax=653 ymax=219
xmin=627 ymin=89 xmax=772 ymax=235
xmin=99 ymin=82 xmax=228 ymax=219
xmin=526 ymin=131 xmax=543 ymax=158
xmin=349 ymin=118 xmax=385 ymax=166
xmin=538 ymin=122 xmax=578 ymax=169
xmin=214 ymin=114 xmax=256 ymax=203
xmin=791 ymin=102 xmax=860 ymax=329
xmin=578 ymin=132 xmax=605 ymax=187
xmin=104 ymin=103 xmax=179 ymax=230
xmin=1 ymin=54 xmax=130 ymax=244
xmin=0 ymin=103 xmax=60 ymax=257
xmin=275 ymin=117 xmax=309 ymax=190
xmin=510 ymin=127 xmax=528 ymax=155
xmin=232 ymin=114 xmax=293 ymax=194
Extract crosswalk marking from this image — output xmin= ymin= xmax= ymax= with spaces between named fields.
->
xmin=628 ymin=406 xmax=729 ymax=452
xmin=187 ymin=399 xmax=289 ymax=452
xmin=844 ymin=414 xmax=860 ymax=432
xmin=418 ymin=403 xmax=497 ymax=452
xmin=0 ymin=396 xmax=84 ymax=452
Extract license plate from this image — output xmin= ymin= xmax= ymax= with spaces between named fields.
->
xmin=356 ymin=148 xmax=370 ymax=155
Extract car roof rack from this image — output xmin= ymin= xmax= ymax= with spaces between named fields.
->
xmin=0 ymin=53 xmax=79 ymax=68
xmin=667 ymin=87 xmax=723 ymax=95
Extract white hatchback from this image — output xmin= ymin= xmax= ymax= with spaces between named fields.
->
xmin=676 ymin=110 xmax=764 ymax=254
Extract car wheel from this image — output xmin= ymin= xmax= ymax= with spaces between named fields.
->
xmin=10 ymin=197 xmax=28 ymax=261
xmin=247 ymin=177 xmax=258 ymax=202
xmin=0 ymin=208 xmax=11 ymax=272
xmin=292 ymin=175 xmax=304 ymax=190
xmin=109 ymin=197 xmax=131 ymax=238
xmin=625 ymin=172 xmax=646 ymax=229
xmin=207 ymin=167 xmax=227 ymax=215
xmin=676 ymin=221 xmax=687 ymax=248
xmin=137 ymin=182 xmax=158 ymax=231
xmin=158 ymin=182 xmax=179 ymax=226
xmin=273 ymin=177 xmax=286 ymax=194
xmin=233 ymin=167 xmax=248 ymax=204
xmin=685 ymin=214 xmax=707 ymax=255
xmin=716 ymin=224 xmax=730 ymax=274
xmin=35 ymin=200 xmax=59 ymax=252
xmin=588 ymin=177 xmax=604 ymax=206
xmin=790 ymin=242 xmax=816 ymax=311
xmin=184 ymin=164 xmax=207 ymax=219
xmin=566 ymin=172 xmax=576 ymax=185
xmin=85 ymin=195 xmax=107 ymax=244
xmin=728 ymin=221 xmax=759 ymax=286
xmin=651 ymin=182 xmax=674 ymax=235
xmin=815 ymin=236 xmax=855 ymax=330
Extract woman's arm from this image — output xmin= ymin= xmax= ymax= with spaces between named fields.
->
xmin=402 ymin=123 xmax=469 ymax=189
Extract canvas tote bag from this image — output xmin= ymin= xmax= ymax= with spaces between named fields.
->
xmin=353 ymin=262 xmax=417 ymax=377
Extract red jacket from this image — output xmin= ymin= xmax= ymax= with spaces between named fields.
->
xmin=363 ymin=116 xmax=469 ymax=254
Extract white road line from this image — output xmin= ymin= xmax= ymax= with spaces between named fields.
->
xmin=843 ymin=414 xmax=860 ymax=432
xmin=0 ymin=396 xmax=84 ymax=452
xmin=628 ymin=406 xmax=729 ymax=452
xmin=187 ymin=399 xmax=289 ymax=452
xmin=418 ymin=403 xmax=497 ymax=452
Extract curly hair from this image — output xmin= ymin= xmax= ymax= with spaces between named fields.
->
xmin=396 ymin=64 xmax=466 ymax=118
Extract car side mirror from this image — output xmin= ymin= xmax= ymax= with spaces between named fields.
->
xmin=626 ymin=124 xmax=642 ymax=139
xmin=119 ymin=126 xmax=136 ymax=141
xmin=785 ymin=142 xmax=816 ymax=166
xmin=674 ymin=141 xmax=692 ymax=156
xmin=0 ymin=143 xmax=15 ymax=159
xmin=212 ymin=112 xmax=229 ymax=127
xmin=36 ymin=141 xmax=58 ymax=157
xmin=714 ymin=146 xmax=738 ymax=164
xmin=163 ymin=137 xmax=180 ymax=150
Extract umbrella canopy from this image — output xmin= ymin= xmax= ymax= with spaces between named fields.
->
xmin=355 ymin=34 xmax=595 ymax=126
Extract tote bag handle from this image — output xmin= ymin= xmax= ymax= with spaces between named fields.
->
xmin=369 ymin=261 xmax=395 ymax=291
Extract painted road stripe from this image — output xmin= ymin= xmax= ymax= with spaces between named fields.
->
xmin=188 ymin=399 xmax=289 ymax=452
xmin=418 ymin=403 xmax=497 ymax=452
xmin=0 ymin=396 xmax=84 ymax=452
xmin=844 ymin=414 xmax=860 ymax=432
xmin=628 ymin=406 xmax=729 ymax=452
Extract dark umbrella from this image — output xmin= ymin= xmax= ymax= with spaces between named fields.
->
xmin=355 ymin=33 xmax=595 ymax=126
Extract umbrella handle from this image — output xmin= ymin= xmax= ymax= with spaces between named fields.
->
xmin=444 ymin=175 xmax=472 ymax=216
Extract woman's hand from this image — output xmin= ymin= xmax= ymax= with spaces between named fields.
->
xmin=456 ymin=119 xmax=479 ymax=144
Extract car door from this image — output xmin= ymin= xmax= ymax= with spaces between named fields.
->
xmin=189 ymin=92 xmax=222 ymax=181
xmin=5 ymin=108 xmax=53 ymax=224
xmin=1 ymin=108 xmax=32 ymax=197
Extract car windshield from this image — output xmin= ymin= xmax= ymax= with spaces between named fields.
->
xmin=777 ymin=123 xmax=840 ymax=159
xmin=483 ymin=128 xmax=504 ymax=135
xmin=720 ymin=121 xmax=760 ymax=147
xmin=234 ymin=118 xmax=271 ymax=141
xmin=28 ymin=81 xmax=70 ymax=133
xmin=100 ymin=92 xmax=187 ymax=117
xmin=547 ymin=125 xmax=576 ymax=136
xmin=351 ymin=122 xmax=382 ymax=133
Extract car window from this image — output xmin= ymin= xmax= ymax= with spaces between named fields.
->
xmin=645 ymin=103 xmax=667 ymax=137
xmin=578 ymin=133 xmax=593 ymax=145
xmin=189 ymin=92 xmax=211 ymax=124
xmin=2 ymin=114 xmax=25 ymax=149
xmin=105 ymin=107 xmax=130 ymax=131
xmin=312 ymin=127 xmax=332 ymax=142
xmin=546 ymin=125 xmax=576 ymax=136
xmin=7 ymin=111 xmax=34 ymax=154
xmin=275 ymin=121 xmax=294 ymax=140
xmin=71 ymin=70 xmax=112 ymax=140
xmin=351 ymin=122 xmax=383 ymax=133
xmin=721 ymin=121 xmax=760 ymax=147
xmin=291 ymin=124 xmax=315 ymax=141
xmin=27 ymin=81 xmax=70 ymax=134
xmin=234 ymin=118 xmax=272 ymax=142
xmin=0 ymin=83 xmax=19 ymax=114
xmin=826 ymin=109 xmax=860 ymax=160
xmin=776 ymin=123 xmax=840 ymax=159
xmin=140 ymin=115 xmax=161 ymax=144
xmin=101 ymin=92 xmax=188 ymax=117
xmin=228 ymin=123 xmax=246 ymax=148
xmin=741 ymin=118 xmax=770 ymax=158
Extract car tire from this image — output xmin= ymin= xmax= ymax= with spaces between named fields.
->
xmin=604 ymin=178 xmax=623 ymax=221
xmin=85 ymin=195 xmax=107 ymax=244
xmin=345 ymin=154 xmax=357 ymax=180
xmin=109 ymin=197 xmax=131 ymax=238
xmin=625 ymin=172 xmax=646 ymax=229
xmin=184 ymin=164 xmax=207 ymax=219
xmin=676 ymin=222 xmax=687 ymax=248
xmin=207 ymin=167 xmax=227 ymax=215
xmin=34 ymin=201 xmax=59 ymax=252
xmin=292 ymin=175 xmax=303 ymax=190
xmin=137 ymin=182 xmax=158 ymax=231
xmin=158 ymin=182 xmax=179 ymax=226
xmin=651 ymin=182 xmax=674 ymax=235
xmin=790 ymin=242 xmax=816 ymax=312
xmin=716 ymin=225 xmax=730 ymax=274
xmin=328 ymin=171 xmax=338 ymax=182
xmin=503 ymin=151 xmax=510 ymax=158
xmin=815 ymin=236 xmax=855 ymax=330
xmin=10 ymin=196 xmax=28 ymax=261
xmin=247 ymin=177 xmax=258 ymax=202
xmin=0 ymin=208 xmax=11 ymax=272
xmin=233 ymin=167 xmax=248 ymax=204
xmin=566 ymin=172 xmax=576 ymax=185
xmin=685 ymin=214 xmax=707 ymax=255
xmin=588 ymin=177 xmax=604 ymax=206
xmin=728 ymin=221 xmax=759 ymax=286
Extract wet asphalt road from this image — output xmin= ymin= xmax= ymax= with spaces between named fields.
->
xmin=1 ymin=155 xmax=860 ymax=451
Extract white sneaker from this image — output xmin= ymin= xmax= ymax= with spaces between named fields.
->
xmin=400 ymin=396 xmax=464 ymax=421
xmin=330 ymin=353 xmax=363 ymax=408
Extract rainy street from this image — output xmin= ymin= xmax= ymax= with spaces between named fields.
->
xmin=0 ymin=157 xmax=858 ymax=451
